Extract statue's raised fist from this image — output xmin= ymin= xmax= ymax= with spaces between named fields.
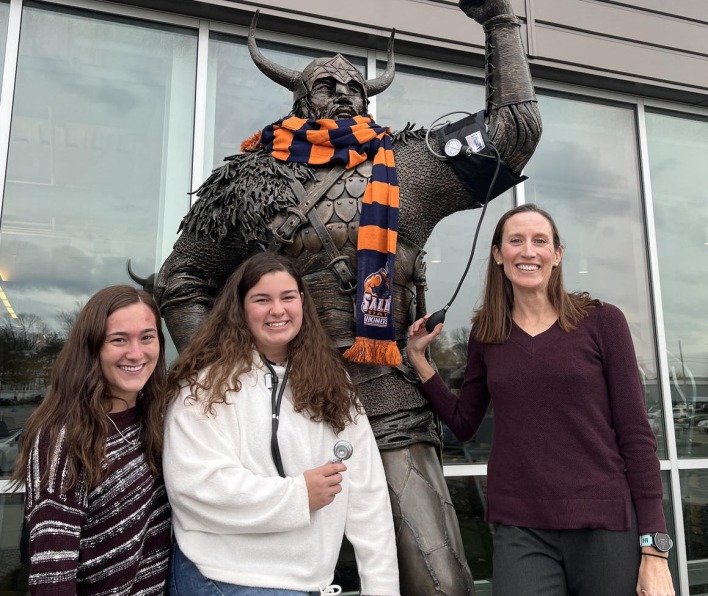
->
xmin=459 ymin=0 xmax=514 ymax=25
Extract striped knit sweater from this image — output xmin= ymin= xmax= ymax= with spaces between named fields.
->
xmin=25 ymin=406 xmax=171 ymax=595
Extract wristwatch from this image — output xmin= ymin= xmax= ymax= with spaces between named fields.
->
xmin=639 ymin=532 xmax=674 ymax=552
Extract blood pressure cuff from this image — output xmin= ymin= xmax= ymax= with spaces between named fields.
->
xmin=436 ymin=110 xmax=526 ymax=203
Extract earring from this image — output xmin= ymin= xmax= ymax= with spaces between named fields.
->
xmin=497 ymin=262 xmax=502 ymax=266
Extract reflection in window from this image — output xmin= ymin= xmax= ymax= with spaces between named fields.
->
xmin=681 ymin=470 xmax=708 ymax=594
xmin=0 ymin=5 xmax=197 ymax=476
xmin=0 ymin=493 xmax=26 ymax=592
xmin=377 ymin=64 xmax=513 ymax=465
xmin=646 ymin=111 xmax=708 ymax=459
xmin=524 ymin=93 xmax=665 ymax=455
xmin=205 ymin=34 xmax=365 ymax=170
xmin=447 ymin=476 xmax=493 ymax=592
xmin=0 ymin=1 xmax=9 ymax=81
xmin=657 ymin=471 xmax=680 ymax=593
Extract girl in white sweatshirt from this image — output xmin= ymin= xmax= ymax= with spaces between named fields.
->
xmin=163 ymin=252 xmax=399 ymax=596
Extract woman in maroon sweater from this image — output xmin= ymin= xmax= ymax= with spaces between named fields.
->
xmin=13 ymin=285 xmax=171 ymax=594
xmin=407 ymin=204 xmax=674 ymax=595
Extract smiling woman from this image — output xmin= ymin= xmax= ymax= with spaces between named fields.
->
xmin=11 ymin=285 xmax=172 ymax=595
xmin=162 ymin=252 xmax=399 ymax=595
xmin=407 ymin=204 xmax=675 ymax=596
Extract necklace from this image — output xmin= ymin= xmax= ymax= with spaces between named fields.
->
xmin=108 ymin=415 xmax=141 ymax=448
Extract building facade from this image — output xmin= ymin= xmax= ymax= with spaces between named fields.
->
xmin=0 ymin=0 xmax=707 ymax=593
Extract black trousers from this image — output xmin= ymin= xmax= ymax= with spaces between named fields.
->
xmin=492 ymin=514 xmax=640 ymax=596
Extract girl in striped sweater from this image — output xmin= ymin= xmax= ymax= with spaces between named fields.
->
xmin=13 ymin=285 xmax=172 ymax=595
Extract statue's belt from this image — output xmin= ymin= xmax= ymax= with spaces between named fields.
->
xmin=268 ymin=164 xmax=356 ymax=294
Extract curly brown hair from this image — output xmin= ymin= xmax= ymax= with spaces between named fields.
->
xmin=12 ymin=285 xmax=168 ymax=491
xmin=167 ymin=252 xmax=359 ymax=433
xmin=473 ymin=203 xmax=600 ymax=344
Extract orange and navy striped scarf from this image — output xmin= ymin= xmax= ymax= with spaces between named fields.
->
xmin=260 ymin=115 xmax=402 ymax=366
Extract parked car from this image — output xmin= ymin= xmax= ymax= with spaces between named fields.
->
xmin=696 ymin=420 xmax=708 ymax=435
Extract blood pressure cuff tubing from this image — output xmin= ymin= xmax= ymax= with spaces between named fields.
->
xmin=436 ymin=110 xmax=526 ymax=203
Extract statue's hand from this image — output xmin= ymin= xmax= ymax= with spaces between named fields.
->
xmin=459 ymin=0 xmax=514 ymax=25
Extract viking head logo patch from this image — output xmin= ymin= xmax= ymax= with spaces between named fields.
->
xmin=361 ymin=266 xmax=392 ymax=328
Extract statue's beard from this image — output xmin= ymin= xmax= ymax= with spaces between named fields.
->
xmin=321 ymin=103 xmax=358 ymax=119
xmin=294 ymin=97 xmax=366 ymax=120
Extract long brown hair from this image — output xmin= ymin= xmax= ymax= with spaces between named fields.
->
xmin=472 ymin=203 xmax=600 ymax=343
xmin=168 ymin=252 xmax=358 ymax=433
xmin=12 ymin=285 xmax=167 ymax=491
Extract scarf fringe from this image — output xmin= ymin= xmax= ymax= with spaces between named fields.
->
xmin=343 ymin=337 xmax=402 ymax=367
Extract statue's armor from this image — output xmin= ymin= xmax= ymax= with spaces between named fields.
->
xmin=269 ymin=161 xmax=429 ymax=419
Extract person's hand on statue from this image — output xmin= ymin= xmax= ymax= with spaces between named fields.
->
xmin=406 ymin=315 xmax=443 ymax=383
xmin=459 ymin=0 xmax=514 ymax=24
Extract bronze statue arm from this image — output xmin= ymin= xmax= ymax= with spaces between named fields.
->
xmin=462 ymin=0 xmax=542 ymax=172
xmin=154 ymin=233 xmax=251 ymax=352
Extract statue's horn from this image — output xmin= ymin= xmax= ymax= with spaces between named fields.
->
xmin=365 ymin=29 xmax=396 ymax=97
xmin=126 ymin=259 xmax=155 ymax=294
xmin=248 ymin=10 xmax=300 ymax=92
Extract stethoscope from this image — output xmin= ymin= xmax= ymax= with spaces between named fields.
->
xmin=262 ymin=357 xmax=354 ymax=477
xmin=262 ymin=358 xmax=289 ymax=478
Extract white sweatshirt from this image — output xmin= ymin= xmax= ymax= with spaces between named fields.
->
xmin=163 ymin=355 xmax=399 ymax=595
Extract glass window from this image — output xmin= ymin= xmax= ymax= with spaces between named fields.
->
xmin=0 ymin=493 xmax=26 ymax=593
xmin=681 ymin=469 xmax=708 ymax=594
xmin=376 ymin=64 xmax=513 ymax=465
xmin=646 ymin=110 xmax=708 ymax=459
xmin=0 ymin=1 xmax=9 ymax=81
xmin=204 ymin=33 xmax=365 ymax=170
xmin=523 ymin=92 xmax=665 ymax=455
xmin=446 ymin=476 xmax=493 ymax=590
xmin=0 ymin=4 xmax=197 ymax=479
xmin=659 ymin=471 xmax=679 ymax=593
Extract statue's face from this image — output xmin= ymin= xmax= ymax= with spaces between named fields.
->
xmin=308 ymin=76 xmax=366 ymax=120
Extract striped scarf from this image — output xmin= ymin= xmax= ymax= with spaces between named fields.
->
xmin=261 ymin=115 xmax=402 ymax=366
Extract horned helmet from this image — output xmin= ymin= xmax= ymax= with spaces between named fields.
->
xmin=247 ymin=10 xmax=396 ymax=107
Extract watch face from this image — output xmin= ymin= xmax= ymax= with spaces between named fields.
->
xmin=654 ymin=533 xmax=672 ymax=552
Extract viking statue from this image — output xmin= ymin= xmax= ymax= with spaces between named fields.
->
xmin=152 ymin=1 xmax=541 ymax=593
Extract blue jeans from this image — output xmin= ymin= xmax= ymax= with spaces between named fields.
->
xmin=167 ymin=542 xmax=320 ymax=596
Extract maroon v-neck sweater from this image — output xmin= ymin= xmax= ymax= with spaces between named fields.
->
xmin=422 ymin=302 xmax=666 ymax=533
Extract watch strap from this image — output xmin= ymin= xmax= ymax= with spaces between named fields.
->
xmin=639 ymin=534 xmax=654 ymax=548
